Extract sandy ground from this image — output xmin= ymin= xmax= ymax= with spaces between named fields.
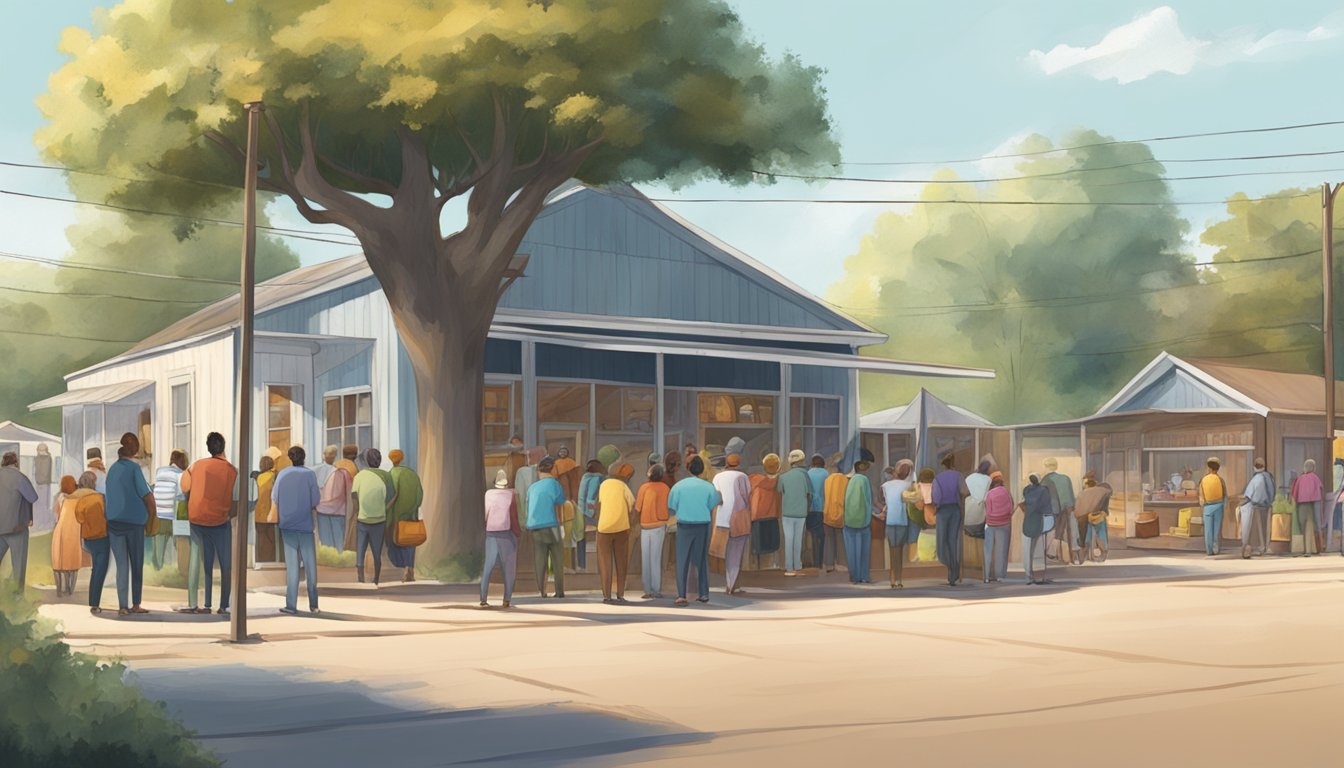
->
xmin=37 ymin=552 xmax=1344 ymax=767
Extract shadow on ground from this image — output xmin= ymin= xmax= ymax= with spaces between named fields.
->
xmin=130 ymin=665 xmax=708 ymax=767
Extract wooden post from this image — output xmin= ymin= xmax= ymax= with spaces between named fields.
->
xmin=231 ymin=101 xmax=264 ymax=644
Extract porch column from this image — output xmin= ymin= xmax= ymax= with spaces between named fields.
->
xmin=779 ymin=363 xmax=792 ymax=455
xmin=522 ymin=340 xmax=537 ymax=447
xmin=655 ymin=353 xmax=665 ymax=458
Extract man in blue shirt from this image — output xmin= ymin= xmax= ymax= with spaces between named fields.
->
xmin=805 ymin=454 xmax=829 ymax=571
xmin=272 ymin=446 xmax=322 ymax=614
xmin=526 ymin=457 xmax=567 ymax=598
xmin=669 ymin=456 xmax=722 ymax=606
xmin=105 ymin=432 xmax=154 ymax=615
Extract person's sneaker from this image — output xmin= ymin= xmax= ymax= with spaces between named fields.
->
xmin=501 ymin=600 xmax=511 ymax=609
xmin=216 ymin=608 xmax=229 ymax=615
xmin=309 ymin=607 xmax=320 ymax=615
xmin=554 ymin=592 xmax=566 ymax=599
xmin=602 ymin=598 xmax=616 ymax=604
xmin=279 ymin=607 xmax=298 ymax=615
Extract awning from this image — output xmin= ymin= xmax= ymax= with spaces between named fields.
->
xmin=490 ymin=324 xmax=994 ymax=380
xmin=29 ymin=380 xmax=153 ymax=411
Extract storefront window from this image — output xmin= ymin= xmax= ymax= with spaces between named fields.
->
xmin=324 ymin=390 xmax=372 ymax=453
xmin=482 ymin=381 xmax=523 ymax=485
xmin=664 ymin=389 xmax=696 ymax=457
xmin=699 ymin=392 xmax=777 ymax=473
xmin=538 ymin=382 xmax=591 ymax=462
xmin=104 ymin=401 xmax=152 ymax=471
xmin=171 ymin=382 xmax=192 ymax=456
xmin=1147 ymin=450 xmax=1249 ymax=504
xmin=790 ymin=397 xmax=841 ymax=460
xmin=596 ymin=385 xmax=656 ymax=481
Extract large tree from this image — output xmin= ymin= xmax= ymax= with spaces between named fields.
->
xmin=829 ymin=131 xmax=1194 ymax=423
xmin=38 ymin=0 xmax=839 ymax=563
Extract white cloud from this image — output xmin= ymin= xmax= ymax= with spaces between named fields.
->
xmin=1028 ymin=6 xmax=1341 ymax=84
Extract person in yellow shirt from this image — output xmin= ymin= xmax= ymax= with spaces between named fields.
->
xmin=1197 ymin=456 xmax=1227 ymax=556
xmin=253 ymin=456 xmax=278 ymax=563
xmin=821 ymin=453 xmax=850 ymax=574
xmin=594 ymin=463 xmax=636 ymax=604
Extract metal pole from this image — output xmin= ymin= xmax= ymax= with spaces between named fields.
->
xmin=1324 ymin=183 xmax=1337 ymax=481
xmin=231 ymin=101 xmax=264 ymax=643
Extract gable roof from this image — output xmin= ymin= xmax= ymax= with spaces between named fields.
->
xmin=0 ymin=420 xmax=59 ymax=444
xmin=1094 ymin=352 xmax=1344 ymax=418
xmin=861 ymin=388 xmax=992 ymax=430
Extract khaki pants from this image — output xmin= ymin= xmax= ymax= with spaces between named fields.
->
xmin=596 ymin=530 xmax=630 ymax=599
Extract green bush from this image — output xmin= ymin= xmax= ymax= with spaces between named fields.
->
xmin=0 ymin=594 xmax=218 ymax=767
xmin=424 ymin=552 xmax=484 ymax=583
xmin=316 ymin=545 xmax=356 ymax=568
xmin=1272 ymin=493 xmax=1294 ymax=517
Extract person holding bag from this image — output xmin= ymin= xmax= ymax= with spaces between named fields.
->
xmin=386 ymin=450 xmax=425 ymax=582
xmin=712 ymin=452 xmax=752 ymax=595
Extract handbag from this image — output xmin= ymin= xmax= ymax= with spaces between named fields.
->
xmin=729 ymin=505 xmax=752 ymax=538
xmin=1088 ymin=511 xmax=1106 ymax=525
xmin=144 ymin=512 xmax=159 ymax=536
xmin=395 ymin=519 xmax=427 ymax=547
xmin=709 ymin=525 xmax=729 ymax=558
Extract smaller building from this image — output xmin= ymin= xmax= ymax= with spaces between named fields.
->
xmin=0 ymin=420 xmax=62 ymax=531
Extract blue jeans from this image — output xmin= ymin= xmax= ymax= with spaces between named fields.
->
xmin=1202 ymin=502 xmax=1224 ymax=555
xmin=281 ymin=529 xmax=318 ymax=611
xmin=675 ymin=523 xmax=710 ymax=600
xmin=935 ymin=504 xmax=963 ymax=584
xmin=1086 ymin=520 xmax=1109 ymax=553
xmin=83 ymin=537 xmax=111 ymax=608
xmin=983 ymin=524 xmax=1010 ymax=581
xmin=192 ymin=521 xmax=231 ymax=610
xmin=781 ymin=516 xmax=806 ymax=571
xmin=316 ymin=514 xmax=345 ymax=549
xmin=356 ymin=521 xmax=385 ymax=583
xmin=481 ymin=531 xmax=518 ymax=602
xmin=640 ymin=526 xmax=666 ymax=595
xmin=805 ymin=511 xmax=825 ymax=567
xmin=107 ymin=521 xmax=144 ymax=609
xmin=842 ymin=526 xmax=871 ymax=582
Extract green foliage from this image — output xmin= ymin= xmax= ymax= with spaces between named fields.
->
xmin=0 ymin=594 xmax=218 ymax=767
xmin=316 ymin=544 xmax=356 ymax=568
xmin=425 ymin=552 xmax=485 ymax=584
xmin=142 ymin=566 xmax=188 ymax=590
xmin=830 ymin=130 xmax=1194 ymax=424
xmin=1272 ymin=494 xmax=1294 ymax=517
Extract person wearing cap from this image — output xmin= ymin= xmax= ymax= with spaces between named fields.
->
xmin=930 ymin=452 xmax=970 ymax=586
xmin=712 ymin=452 xmax=752 ymax=594
xmin=594 ymin=463 xmax=636 ymax=603
xmin=351 ymin=448 xmax=396 ymax=585
xmin=669 ymin=456 xmax=720 ymax=605
xmin=1041 ymin=458 xmax=1078 ymax=565
xmin=635 ymin=464 xmax=671 ymax=598
xmin=1019 ymin=473 xmax=1052 ymax=584
xmin=85 ymin=447 xmax=108 ymax=494
xmin=804 ymin=454 xmax=828 ymax=570
xmin=821 ymin=453 xmax=849 ymax=574
xmin=843 ymin=448 xmax=876 ymax=584
xmin=526 ymin=456 xmax=567 ymax=598
xmin=481 ymin=469 xmax=521 ymax=608
xmin=1289 ymin=458 xmax=1323 ymax=556
xmin=386 ymin=450 xmax=423 ymax=582
xmin=880 ymin=460 xmax=917 ymax=588
xmin=982 ymin=471 xmax=1014 ymax=582
xmin=1240 ymin=458 xmax=1275 ymax=558
xmin=576 ymin=459 xmax=606 ymax=572
xmin=778 ymin=450 xmax=812 ymax=576
xmin=1197 ymin=456 xmax=1228 ymax=557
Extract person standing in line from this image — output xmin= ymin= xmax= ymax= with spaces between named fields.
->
xmin=1290 ymin=458 xmax=1323 ymax=557
xmin=337 ymin=444 xmax=361 ymax=552
xmin=85 ymin=447 xmax=108 ymax=494
xmin=1077 ymin=476 xmax=1113 ymax=562
xmin=880 ymin=460 xmax=917 ymax=589
xmin=104 ymin=433 xmax=154 ymax=615
xmin=503 ymin=435 xmax=527 ymax=489
xmin=821 ymin=454 xmax=849 ymax=574
xmin=1019 ymin=474 xmax=1052 ymax=584
xmin=594 ymin=463 xmax=636 ymax=604
xmin=252 ymin=455 xmax=278 ymax=564
xmin=312 ymin=446 xmax=339 ymax=548
xmin=982 ymin=471 xmax=1013 ymax=583
xmin=1041 ymin=458 xmax=1078 ymax=564
xmin=351 ymin=448 xmax=395 ymax=585
xmin=669 ymin=456 xmax=720 ymax=606
xmin=930 ymin=453 xmax=970 ymax=587
xmin=713 ymin=453 xmax=752 ymax=595
xmin=33 ymin=443 xmax=54 ymax=531
xmin=526 ymin=456 xmax=567 ymax=599
xmin=1240 ymin=458 xmax=1275 ymax=559
xmin=150 ymin=451 xmax=187 ymax=571
xmin=70 ymin=472 xmax=108 ymax=612
xmin=181 ymin=432 xmax=238 ymax=615
xmin=514 ymin=447 xmax=547 ymax=525
xmin=662 ymin=452 xmax=680 ymax=489
xmin=50 ymin=475 xmax=82 ymax=596
xmin=805 ymin=454 xmax=828 ymax=571
xmin=842 ymin=449 xmax=876 ymax=584
xmin=778 ymin=450 xmax=812 ymax=576
xmin=480 ymin=470 xmax=521 ymax=608
xmin=385 ymin=450 xmax=423 ymax=583
xmin=636 ymin=464 xmax=671 ymax=599
xmin=577 ymin=458 xmax=606 ymax=572
xmin=749 ymin=453 xmax=783 ymax=565
xmin=316 ymin=446 xmax=352 ymax=550
xmin=1197 ymin=457 xmax=1228 ymax=557
xmin=272 ymin=446 xmax=321 ymax=615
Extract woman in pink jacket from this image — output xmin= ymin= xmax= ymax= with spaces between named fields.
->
xmin=1290 ymin=459 xmax=1323 ymax=556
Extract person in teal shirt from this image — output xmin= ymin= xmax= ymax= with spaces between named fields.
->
xmin=575 ymin=459 xmax=605 ymax=571
xmin=668 ymin=456 xmax=721 ymax=605
xmin=778 ymin=450 xmax=812 ymax=575
xmin=526 ymin=457 xmax=567 ymax=598
xmin=104 ymin=433 xmax=153 ymax=615
xmin=842 ymin=448 xmax=875 ymax=584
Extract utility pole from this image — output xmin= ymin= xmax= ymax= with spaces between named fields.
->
xmin=231 ymin=101 xmax=264 ymax=644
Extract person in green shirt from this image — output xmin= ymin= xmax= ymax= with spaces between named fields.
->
xmin=350 ymin=448 xmax=396 ymax=585
xmin=385 ymin=449 xmax=423 ymax=583
xmin=842 ymin=448 xmax=876 ymax=584
xmin=777 ymin=450 xmax=812 ymax=576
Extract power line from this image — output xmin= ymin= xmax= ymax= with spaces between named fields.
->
xmin=0 ymin=327 xmax=143 ymax=344
xmin=0 ymin=282 xmax=217 ymax=304
xmin=0 ymin=250 xmax=352 ymax=288
xmin=838 ymin=118 xmax=1344 ymax=167
xmin=643 ymin=192 xmax=1316 ymax=206
xmin=1063 ymin=321 xmax=1314 ymax=357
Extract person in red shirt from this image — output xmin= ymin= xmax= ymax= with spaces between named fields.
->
xmin=180 ymin=432 xmax=238 ymax=614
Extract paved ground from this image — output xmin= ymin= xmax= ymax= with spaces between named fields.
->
xmin=37 ymin=551 xmax=1344 ymax=767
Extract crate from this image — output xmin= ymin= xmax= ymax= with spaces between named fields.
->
xmin=1135 ymin=517 xmax=1161 ymax=538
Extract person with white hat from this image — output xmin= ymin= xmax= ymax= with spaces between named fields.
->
xmin=778 ymin=449 xmax=812 ymax=575
xmin=481 ymin=469 xmax=520 ymax=608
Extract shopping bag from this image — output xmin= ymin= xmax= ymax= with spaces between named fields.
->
xmin=395 ymin=519 xmax=427 ymax=548
xmin=709 ymin=526 xmax=729 ymax=559
xmin=915 ymin=529 xmax=938 ymax=562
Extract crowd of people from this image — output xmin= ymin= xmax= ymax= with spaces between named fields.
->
xmin=2 ymin=434 xmax=1342 ymax=612
xmin=0 ymin=431 xmax=425 ymax=616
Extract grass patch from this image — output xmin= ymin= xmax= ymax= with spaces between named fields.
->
xmin=423 ymin=552 xmax=484 ymax=583
xmin=143 ymin=567 xmax=188 ymax=590
xmin=317 ymin=545 xmax=356 ymax=568
xmin=23 ymin=532 xmax=54 ymax=587
xmin=0 ymin=592 xmax=218 ymax=766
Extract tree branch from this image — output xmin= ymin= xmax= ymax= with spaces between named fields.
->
xmin=316 ymin=149 xmax=398 ymax=197
xmin=257 ymin=111 xmax=354 ymax=230
xmin=293 ymin=103 xmax=383 ymax=226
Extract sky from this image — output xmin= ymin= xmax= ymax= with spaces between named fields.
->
xmin=4 ymin=1 xmax=1344 ymax=297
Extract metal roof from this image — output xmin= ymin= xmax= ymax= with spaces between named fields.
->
xmin=0 ymin=420 xmax=59 ymax=443
xmin=29 ymin=380 xmax=154 ymax=411
xmin=860 ymin=388 xmax=993 ymax=430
